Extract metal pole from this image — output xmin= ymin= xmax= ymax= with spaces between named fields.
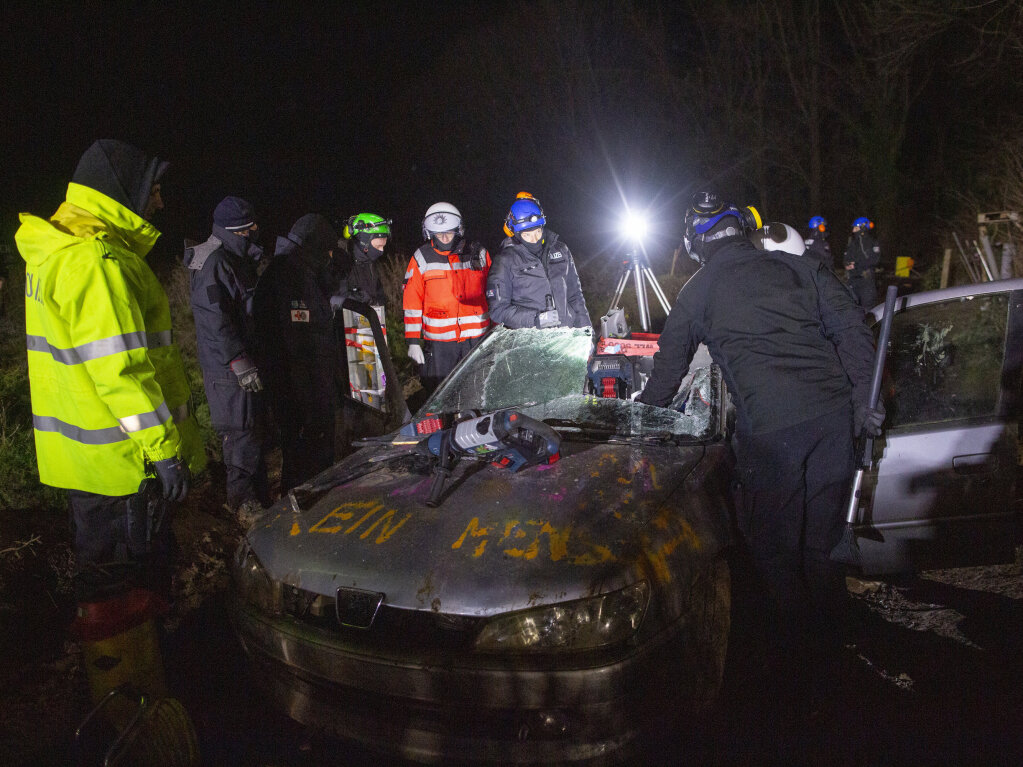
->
xmin=978 ymin=228 xmax=1001 ymax=281
xmin=632 ymin=255 xmax=650 ymax=331
xmin=972 ymin=240 xmax=996 ymax=281
xmin=952 ymin=232 xmax=981 ymax=283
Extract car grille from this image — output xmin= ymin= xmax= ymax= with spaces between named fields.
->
xmin=280 ymin=584 xmax=482 ymax=652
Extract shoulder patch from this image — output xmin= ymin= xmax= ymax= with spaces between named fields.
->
xmin=186 ymin=235 xmax=222 ymax=271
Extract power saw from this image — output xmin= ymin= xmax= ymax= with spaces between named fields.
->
xmin=422 ymin=410 xmax=561 ymax=507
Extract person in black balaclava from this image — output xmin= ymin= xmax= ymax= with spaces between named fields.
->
xmin=254 ymin=214 xmax=345 ymax=491
xmin=486 ymin=194 xmax=591 ymax=329
xmin=638 ymin=191 xmax=883 ymax=721
xmin=844 ymin=217 xmax=882 ymax=309
xmin=183 ymin=196 xmax=269 ymax=526
xmin=334 ymin=212 xmax=390 ymax=306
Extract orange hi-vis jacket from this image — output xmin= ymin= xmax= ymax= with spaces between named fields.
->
xmin=403 ymin=243 xmax=492 ymax=344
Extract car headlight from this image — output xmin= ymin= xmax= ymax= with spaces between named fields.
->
xmin=474 ymin=581 xmax=649 ymax=653
xmin=232 ymin=542 xmax=282 ymax=614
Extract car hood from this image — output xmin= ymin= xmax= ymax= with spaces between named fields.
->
xmin=246 ymin=437 xmax=730 ymax=616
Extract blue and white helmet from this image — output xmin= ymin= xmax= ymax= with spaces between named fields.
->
xmin=682 ymin=191 xmax=744 ymax=263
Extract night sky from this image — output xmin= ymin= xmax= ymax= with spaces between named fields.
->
xmin=2 ymin=2 xmax=674 ymax=271
xmin=3 ymin=2 xmax=1019 ymax=283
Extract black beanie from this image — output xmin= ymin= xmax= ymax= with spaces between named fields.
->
xmin=213 ymin=196 xmax=256 ymax=230
xmin=71 ymin=139 xmax=168 ymax=216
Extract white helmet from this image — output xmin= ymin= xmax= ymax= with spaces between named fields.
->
xmin=422 ymin=202 xmax=464 ymax=239
xmin=751 ymin=222 xmax=806 ymax=256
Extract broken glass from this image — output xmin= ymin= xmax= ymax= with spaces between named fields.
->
xmin=421 ymin=327 xmax=720 ymax=440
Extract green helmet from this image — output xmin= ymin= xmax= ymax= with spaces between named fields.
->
xmin=343 ymin=213 xmax=391 ymax=239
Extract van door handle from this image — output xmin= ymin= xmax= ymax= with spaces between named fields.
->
xmin=952 ymin=453 xmax=998 ymax=474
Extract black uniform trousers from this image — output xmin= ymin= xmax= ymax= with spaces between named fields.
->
xmin=419 ymin=337 xmax=482 ymax=395
xmin=732 ymin=405 xmax=855 ymax=658
xmin=68 ymin=489 xmax=177 ymax=602
xmin=205 ymin=371 xmax=269 ymax=509
xmin=849 ymin=274 xmax=877 ymax=309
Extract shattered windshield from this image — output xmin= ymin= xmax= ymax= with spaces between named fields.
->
xmin=420 ymin=326 xmax=720 ymax=440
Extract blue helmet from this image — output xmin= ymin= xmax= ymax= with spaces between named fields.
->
xmin=506 ymin=198 xmax=546 ymax=234
xmin=808 ymin=215 xmax=827 ymax=233
xmin=852 ymin=216 xmax=873 ymax=230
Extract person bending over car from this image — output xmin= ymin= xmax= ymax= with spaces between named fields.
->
xmin=637 ymin=191 xmax=884 ymax=713
xmin=486 ymin=194 xmax=591 ymax=330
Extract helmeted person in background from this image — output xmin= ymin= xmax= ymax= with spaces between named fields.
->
xmin=751 ymin=222 xmax=806 ymax=256
xmin=844 ymin=216 xmax=881 ymax=309
xmin=254 ymin=214 xmax=344 ymax=491
xmin=486 ymin=195 xmax=591 ymax=330
xmin=637 ymin=191 xmax=882 ymax=712
xmin=403 ymin=202 xmax=491 ymax=394
xmin=183 ymin=196 xmax=268 ymax=526
xmin=16 ymin=139 xmax=205 ymax=601
xmin=804 ymin=215 xmax=833 ymax=269
xmin=335 ymin=213 xmax=390 ymax=307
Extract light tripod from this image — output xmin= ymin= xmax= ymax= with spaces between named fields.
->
xmin=605 ymin=248 xmax=673 ymax=333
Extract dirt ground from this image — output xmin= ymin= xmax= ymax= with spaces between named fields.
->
xmin=1 ymin=474 xmax=1021 ymax=767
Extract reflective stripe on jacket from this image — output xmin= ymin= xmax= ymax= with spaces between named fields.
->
xmin=16 ymin=182 xmax=205 ymax=495
xmin=402 ymin=243 xmax=491 ymax=343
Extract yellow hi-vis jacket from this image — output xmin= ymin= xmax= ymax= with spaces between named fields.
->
xmin=16 ymin=182 xmax=205 ymax=496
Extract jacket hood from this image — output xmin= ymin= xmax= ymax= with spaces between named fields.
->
xmin=71 ymin=139 xmax=168 ymax=217
xmin=280 ymin=213 xmax=339 ymax=257
xmin=16 ymin=183 xmax=162 ymax=267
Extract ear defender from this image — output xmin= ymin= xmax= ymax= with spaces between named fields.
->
xmin=741 ymin=205 xmax=763 ymax=232
xmin=343 ymin=216 xmax=355 ymax=240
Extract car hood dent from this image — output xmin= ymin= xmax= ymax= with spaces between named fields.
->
xmin=247 ymin=440 xmax=720 ymax=615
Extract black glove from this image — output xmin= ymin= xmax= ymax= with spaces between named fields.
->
xmin=230 ymin=355 xmax=263 ymax=392
xmin=468 ymin=242 xmax=487 ymax=271
xmin=153 ymin=457 xmax=191 ymax=502
xmin=854 ymin=401 xmax=886 ymax=438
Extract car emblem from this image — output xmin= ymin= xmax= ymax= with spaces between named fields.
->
xmin=335 ymin=587 xmax=385 ymax=629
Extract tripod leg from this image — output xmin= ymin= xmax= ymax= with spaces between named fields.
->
xmin=633 ymin=261 xmax=650 ymax=331
xmin=642 ymin=267 xmax=674 ymax=316
xmin=608 ymin=269 xmax=631 ymax=312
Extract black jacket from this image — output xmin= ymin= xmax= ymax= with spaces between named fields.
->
xmin=803 ymin=234 xmax=832 ymax=269
xmin=183 ymin=226 xmax=261 ymax=375
xmin=637 ymin=237 xmax=875 ymax=435
xmin=844 ymin=232 xmax=881 ymax=276
xmin=486 ymin=230 xmax=591 ymax=329
xmin=253 ymin=214 xmax=343 ymax=422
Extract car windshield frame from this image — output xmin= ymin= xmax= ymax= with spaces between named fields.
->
xmin=417 ymin=326 xmax=722 ymax=442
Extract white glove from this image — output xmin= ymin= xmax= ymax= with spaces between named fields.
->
xmin=408 ymin=344 xmax=425 ymax=365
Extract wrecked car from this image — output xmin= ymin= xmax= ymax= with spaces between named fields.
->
xmin=229 ymin=277 xmax=1022 ymax=764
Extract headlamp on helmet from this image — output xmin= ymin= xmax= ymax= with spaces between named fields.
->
xmin=344 ymin=213 xmax=392 ymax=239
xmin=682 ymin=191 xmax=746 ymax=263
xmin=506 ymin=197 xmax=546 ymax=235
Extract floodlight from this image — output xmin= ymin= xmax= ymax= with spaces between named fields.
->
xmin=621 ymin=210 xmax=649 ymax=242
